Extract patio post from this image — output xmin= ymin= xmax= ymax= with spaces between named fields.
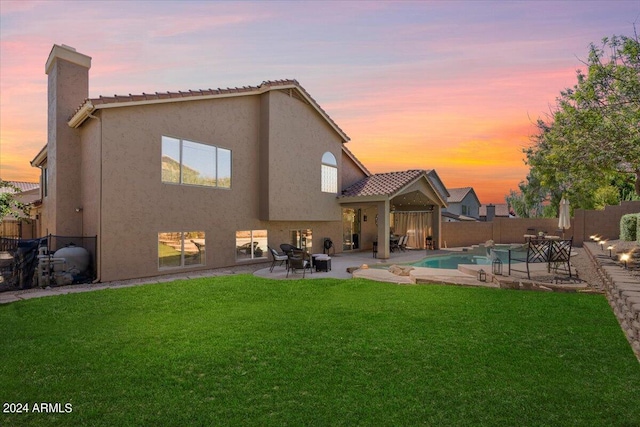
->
xmin=376 ymin=200 xmax=390 ymax=259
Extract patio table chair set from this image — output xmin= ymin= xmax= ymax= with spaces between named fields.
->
xmin=268 ymin=244 xmax=331 ymax=278
xmin=507 ymin=237 xmax=573 ymax=280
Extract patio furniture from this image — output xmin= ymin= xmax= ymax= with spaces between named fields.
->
xmin=280 ymin=243 xmax=300 ymax=256
xmin=286 ymin=250 xmax=312 ymax=278
xmin=549 ymin=238 xmax=573 ymax=277
xmin=508 ymin=238 xmax=573 ymax=279
xmin=313 ymin=254 xmax=331 ymax=272
xmin=372 ymin=241 xmax=378 ymax=258
xmin=390 ymin=236 xmax=400 ymax=252
xmin=268 ymin=246 xmax=288 ymax=272
xmin=398 ymin=235 xmax=408 ymax=251
xmin=425 ymin=236 xmax=434 ymax=250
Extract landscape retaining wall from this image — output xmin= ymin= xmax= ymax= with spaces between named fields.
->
xmin=583 ymin=242 xmax=640 ymax=362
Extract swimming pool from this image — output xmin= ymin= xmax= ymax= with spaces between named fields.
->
xmin=411 ymin=250 xmax=522 ymax=269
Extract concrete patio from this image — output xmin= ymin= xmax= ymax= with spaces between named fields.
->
xmin=253 ymin=247 xmax=588 ymax=290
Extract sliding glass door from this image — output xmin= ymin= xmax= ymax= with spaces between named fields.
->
xmin=342 ymin=208 xmax=361 ymax=251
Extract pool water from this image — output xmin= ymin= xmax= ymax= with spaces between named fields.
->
xmin=412 ymin=251 xmax=521 ymax=269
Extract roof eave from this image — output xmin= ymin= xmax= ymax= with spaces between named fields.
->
xmin=338 ymin=194 xmax=389 ymax=203
xmin=66 ymin=82 xmax=350 ymax=143
xmin=30 ymin=145 xmax=48 ymax=167
xmin=388 ymin=172 xmax=448 ymax=208
xmin=68 ymin=100 xmax=95 ymax=128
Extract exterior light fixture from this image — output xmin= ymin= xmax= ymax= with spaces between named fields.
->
xmin=492 ymin=258 xmax=503 ymax=276
xmin=607 ymin=245 xmax=614 ymax=258
xmin=599 ymin=240 xmax=606 ymax=251
xmin=620 ymin=253 xmax=630 ymax=269
xmin=477 ymin=269 xmax=487 ymax=282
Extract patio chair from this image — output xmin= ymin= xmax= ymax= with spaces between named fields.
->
xmin=508 ymin=238 xmax=573 ymax=280
xmin=286 ymin=250 xmax=312 ymax=278
xmin=508 ymin=239 xmax=550 ymax=279
xmin=398 ymin=235 xmax=408 ymax=251
xmin=390 ymin=236 xmax=400 ymax=252
xmin=549 ymin=238 xmax=573 ymax=278
xmin=268 ymin=246 xmax=288 ymax=272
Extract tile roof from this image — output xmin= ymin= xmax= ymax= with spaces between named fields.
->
xmin=0 ymin=181 xmax=39 ymax=194
xmin=340 ymin=170 xmax=430 ymax=198
xmin=87 ymin=79 xmax=295 ymax=106
xmin=447 ymin=187 xmax=473 ymax=203
xmin=71 ymin=79 xmax=349 ymax=141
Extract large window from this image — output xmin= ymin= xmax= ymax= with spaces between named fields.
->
xmin=236 ymin=230 xmax=267 ymax=261
xmin=290 ymin=229 xmax=313 ymax=252
xmin=162 ymin=136 xmax=231 ymax=188
xmin=158 ymin=231 xmax=205 ymax=269
xmin=42 ymin=167 xmax=48 ymax=198
xmin=321 ymin=152 xmax=337 ymax=193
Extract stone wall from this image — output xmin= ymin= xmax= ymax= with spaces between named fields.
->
xmin=583 ymin=242 xmax=640 ymax=362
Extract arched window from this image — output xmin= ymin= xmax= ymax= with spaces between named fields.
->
xmin=321 ymin=152 xmax=337 ymax=193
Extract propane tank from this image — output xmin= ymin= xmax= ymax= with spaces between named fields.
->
xmin=53 ymin=244 xmax=90 ymax=274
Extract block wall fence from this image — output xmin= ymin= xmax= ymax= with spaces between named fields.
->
xmin=441 ymin=201 xmax=640 ymax=248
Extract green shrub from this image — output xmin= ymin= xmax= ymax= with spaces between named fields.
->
xmin=620 ymin=213 xmax=638 ymax=241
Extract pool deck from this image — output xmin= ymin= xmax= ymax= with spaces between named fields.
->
xmin=253 ymin=247 xmax=586 ymax=290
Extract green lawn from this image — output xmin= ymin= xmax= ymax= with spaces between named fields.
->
xmin=1 ymin=276 xmax=639 ymax=426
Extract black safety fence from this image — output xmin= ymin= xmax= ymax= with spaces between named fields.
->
xmin=0 ymin=234 xmax=97 ymax=292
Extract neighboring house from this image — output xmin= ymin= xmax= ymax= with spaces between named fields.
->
xmin=30 ymin=44 xmax=448 ymax=282
xmin=441 ymin=212 xmax=478 ymax=223
xmin=479 ymin=203 xmax=516 ymax=221
xmin=442 ymin=187 xmax=481 ymax=221
xmin=0 ymin=181 xmax=39 ymax=238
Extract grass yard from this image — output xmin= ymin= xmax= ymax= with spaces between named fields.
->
xmin=1 ymin=276 xmax=639 ymax=426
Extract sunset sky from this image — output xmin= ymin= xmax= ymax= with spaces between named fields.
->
xmin=1 ymin=1 xmax=638 ymax=203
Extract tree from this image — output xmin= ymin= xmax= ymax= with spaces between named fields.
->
xmin=518 ymin=29 xmax=640 ymax=213
xmin=0 ymin=180 xmax=30 ymax=222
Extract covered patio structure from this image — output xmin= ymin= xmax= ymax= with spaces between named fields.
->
xmin=338 ymin=170 xmax=449 ymax=259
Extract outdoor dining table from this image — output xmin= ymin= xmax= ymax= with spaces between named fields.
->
xmin=524 ymin=234 xmax=560 ymax=240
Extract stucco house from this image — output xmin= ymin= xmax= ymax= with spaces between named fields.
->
xmin=442 ymin=187 xmax=481 ymax=222
xmin=30 ymin=44 xmax=447 ymax=282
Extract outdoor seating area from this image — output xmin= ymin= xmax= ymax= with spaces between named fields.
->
xmin=268 ymin=244 xmax=333 ymax=278
xmin=257 ymin=240 xmax=586 ymax=290
xmin=508 ymin=237 xmax=573 ymax=280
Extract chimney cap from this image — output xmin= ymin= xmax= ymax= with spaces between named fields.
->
xmin=45 ymin=44 xmax=91 ymax=75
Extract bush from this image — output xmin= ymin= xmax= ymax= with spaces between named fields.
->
xmin=620 ymin=213 xmax=638 ymax=241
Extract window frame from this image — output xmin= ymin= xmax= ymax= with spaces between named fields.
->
xmin=321 ymin=151 xmax=338 ymax=193
xmin=158 ymin=231 xmax=206 ymax=270
xmin=235 ymin=230 xmax=268 ymax=261
xmin=290 ymin=228 xmax=313 ymax=253
xmin=161 ymin=135 xmax=232 ymax=189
